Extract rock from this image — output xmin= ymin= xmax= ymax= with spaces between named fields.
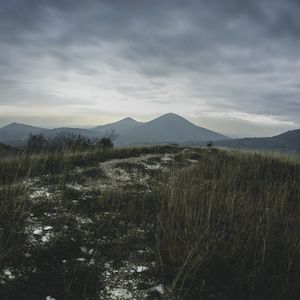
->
xmin=33 ymin=229 xmax=43 ymax=235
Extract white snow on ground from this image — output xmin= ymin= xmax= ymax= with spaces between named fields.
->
xmin=27 ymin=224 xmax=55 ymax=245
xmin=148 ymin=284 xmax=165 ymax=295
xmin=3 ymin=150 xmax=192 ymax=299
xmin=109 ymin=288 xmax=132 ymax=299
xmin=186 ymin=159 xmax=199 ymax=164
xmin=136 ymin=266 xmax=149 ymax=273
xmin=29 ymin=187 xmax=51 ymax=201
xmin=3 ymin=269 xmax=15 ymax=280
xmin=161 ymin=153 xmax=174 ymax=162
xmin=100 ymin=257 xmax=168 ymax=299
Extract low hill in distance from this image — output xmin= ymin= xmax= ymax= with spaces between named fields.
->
xmin=215 ymin=129 xmax=300 ymax=154
xmin=0 ymin=142 xmax=20 ymax=157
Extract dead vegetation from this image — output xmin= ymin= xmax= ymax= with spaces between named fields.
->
xmin=0 ymin=146 xmax=299 ymax=299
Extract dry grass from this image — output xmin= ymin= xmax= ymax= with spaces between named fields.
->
xmin=156 ymin=149 xmax=300 ymax=299
xmin=1 ymin=146 xmax=300 ymax=299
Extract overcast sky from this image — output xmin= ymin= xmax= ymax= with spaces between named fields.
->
xmin=0 ymin=0 xmax=299 ymax=137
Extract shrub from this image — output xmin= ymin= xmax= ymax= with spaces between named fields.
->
xmin=25 ymin=132 xmax=115 ymax=153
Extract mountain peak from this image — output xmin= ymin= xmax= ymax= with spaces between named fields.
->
xmin=118 ymin=117 xmax=138 ymax=123
xmin=160 ymin=112 xmax=183 ymax=119
xmin=2 ymin=122 xmax=30 ymax=129
xmin=149 ymin=113 xmax=191 ymax=125
xmin=92 ymin=116 xmax=141 ymax=132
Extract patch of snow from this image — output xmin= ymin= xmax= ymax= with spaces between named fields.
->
xmin=161 ymin=154 xmax=174 ymax=162
xmin=80 ymin=246 xmax=88 ymax=253
xmin=3 ymin=269 xmax=15 ymax=279
xmin=143 ymin=163 xmax=161 ymax=170
xmin=148 ymin=284 xmax=164 ymax=295
xmin=66 ymin=183 xmax=84 ymax=191
xmin=136 ymin=266 xmax=149 ymax=273
xmin=110 ymin=288 xmax=132 ymax=299
xmin=186 ymin=159 xmax=198 ymax=164
xmin=76 ymin=258 xmax=86 ymax=262
xmin=44 ymin=226 xmax=53 ymax=231
xmin=29 ymin=187 xmax=51 ymax=200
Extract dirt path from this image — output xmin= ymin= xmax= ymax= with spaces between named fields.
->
xmin=1 ymin=151 xmax=188 ymax=299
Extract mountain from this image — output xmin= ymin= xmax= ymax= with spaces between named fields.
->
xmin=0 ymin=113 xmax=227 ymax=146
xmin=93 ymin=117 xmax=142 ymax=134
xmin=274 ymin=130 xmax=300 ymax=147
xmin=215 ymin=129 xmax=300 ymax=153
xmin=0 ymin=123 xmax=104 ymax=145
xmin=0 ymin=142 xmax=20 ymax=157
xmin=48 ymin=127 xmax=104 ymax=139
xmin=0 ymin=122 xmax=47 ymax=144
xmin=115 ymin=113 xmax=227 ymax=145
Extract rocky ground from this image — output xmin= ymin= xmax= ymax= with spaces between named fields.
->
xmin=0 ymin=148 xmax=200 ymax=299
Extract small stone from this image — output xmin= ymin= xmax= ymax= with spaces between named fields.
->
xmin=33 ymin=229 xmax=43 ymax=235
xmin=41 ymin=235 xmax=50 ymax=243
xmin=44 ymin=226 xmax=53 ymax=231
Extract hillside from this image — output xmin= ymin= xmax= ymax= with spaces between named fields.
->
xmin=0 ymin=123 xmax=46 ymax=144
xmin=1 ymin=146 xmax=299 ymax=299
xmin=0 ymin=124 xmax=104 ymax=145
xmin=216 ymin=129 xmax=300 ymax=153
xmin=0 ymin=143 xmax=19 ymax=158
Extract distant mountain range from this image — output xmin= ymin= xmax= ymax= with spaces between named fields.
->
xmin=0 ymin=113 xmax=227 ymax=146
xmin=93 ymin=113 xmax=227 ymax=145
xmin=0 ymin=113 xmax=299 ymax=153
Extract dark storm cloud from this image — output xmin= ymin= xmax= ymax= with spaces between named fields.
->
xmin=0 ymin=0 xmax=299 ymax=135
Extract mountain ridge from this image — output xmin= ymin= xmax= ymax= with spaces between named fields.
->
xmin=115 ymin=113 xmax=227 ymax=145
xmin=215 ymin=129 xmax=300 ymax=153
xmin=0 ymin=113 xmax=227 ymax=145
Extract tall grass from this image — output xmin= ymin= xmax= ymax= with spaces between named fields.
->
xmin=0 ymin=145 xmax=177 ymax=267
xmin=156 ymin=150 xmax=300 ymax=299
xmin=0 ymin=145 xmax=177 ymax=185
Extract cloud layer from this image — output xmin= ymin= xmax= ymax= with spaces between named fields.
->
xmin=0 ymin=0 xmax=299 ymax=136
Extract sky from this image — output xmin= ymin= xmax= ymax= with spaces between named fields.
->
xmin=0 ymin=0 xmax=300 ymax=137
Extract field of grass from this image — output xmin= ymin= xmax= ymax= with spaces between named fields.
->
xmin=0 ymin=146 xmax=299 ymax=299
xmin=157 ymin=149 xmax=300 ymax=299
